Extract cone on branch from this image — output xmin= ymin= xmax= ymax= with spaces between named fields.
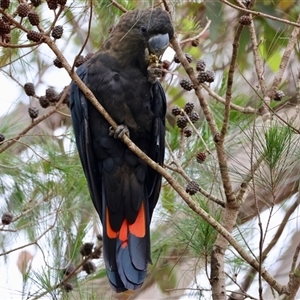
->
xmin=2 ymin=212 xmax=13 ymax=225
xmin=39 ymin=96 xmax=50 ymax=108
xmin=179 ymin=79 xmax=193 ymax=91
xmin=28 ymin=107 xmax=39 ymax=119
xmin=197 ymin=70 xmax=215 ymax=83
xmin=31 ymin=0 xmax=42 ymax=7
xmin=273 ymin=90 xmax=285 ymax=101
xmin=46 ymin=0 xmax=58 ymax=10
xmin=80 ymin=242 xmax=94 ymax=257
xmin=24 ymin=82 xmax=35 ymax=96
xmin=176 ymin=116 xmax=188 ymax=129
xmin=196 ymin=59 xmax=206 ymax=72
xmin=27 ymin=30 xmax=42 ymax=42
xmin=196 ymin=151 xmax=207 ymax=164
xmin=183 ymin=127 xmax=192 ymax=137
xmin=0 ymin=19 xmax=10 ymax=35
xmin=0 ymin=133 xmax=5 ymax=143
xmin=45 ymin=87 xmax=59 ymax=103
xmin=17 ymin=3 xmax=30 ymax=18
xmin=53 ymin=57 xmax=63 ymax=68
xmin=174 ymin=52 xmax=193 ymax=64
xmin=63 ymin=282 xmax=73 ymax=292
xmin=239 ymin=15 xmax=251 ymax=25
xmin=171 ymin=105 xmax=181 ymax=116
xmin=82 ymin=260 xmax=96 ymax=274
xmin=75 ymin=55 xmax=85 ymax=67
xmin=51 ymin=25 xmax=63 ymax=39
xmin=189 ymin=111 xmax=200 ymax=123
xmin=184 ymin=102 xmax=194 ymax=114
xmin=0 ymin=0 xmax=10 ymax=9
xmin=28 ymin=11 xmax=40 ymax=26
xmin=186 ymin=181 xmax=200 ymax=195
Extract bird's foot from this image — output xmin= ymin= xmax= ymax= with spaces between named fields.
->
xmin=147 ymin=62 xmax=163 ymax=84
xmin=109 ymin=125 xmax=130 ymax=139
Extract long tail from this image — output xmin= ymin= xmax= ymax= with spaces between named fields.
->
xmin=104 ymin=202 xmax=150 ymax=292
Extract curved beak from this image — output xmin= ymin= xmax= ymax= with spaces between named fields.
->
xmin=148 ymin=33 xmax=169 ymax=57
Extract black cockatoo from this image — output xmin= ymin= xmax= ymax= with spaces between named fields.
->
xmin=70 ymin=7 xmax=174 ymax=292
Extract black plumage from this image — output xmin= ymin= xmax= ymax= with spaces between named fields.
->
xmin=70 ymin=7 xmax=174 ymax=292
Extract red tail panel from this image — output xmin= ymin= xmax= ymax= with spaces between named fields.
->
xmin=129 ymin=202 xmax=146 ymax=238
xmin=106 ymin=208 xmax=117 ymax=238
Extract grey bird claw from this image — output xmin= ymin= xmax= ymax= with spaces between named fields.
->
xmin=109 ymin=125 xmax=130 ymax=139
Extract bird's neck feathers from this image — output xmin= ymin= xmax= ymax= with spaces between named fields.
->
xmin=101 ymin=31 xmax=148 ymax=71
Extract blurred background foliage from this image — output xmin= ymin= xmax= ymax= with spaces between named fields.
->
xmin=1 ymin=0 xmax=300 ymax=299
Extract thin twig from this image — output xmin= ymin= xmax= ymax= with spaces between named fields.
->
xmin=108 ymin=0 xmax=127 ymax=13
xmin=219 ymin=0 xmax=300 ymax=28
xmin=248 ymin=16 xmax=267 ymax=95
xmin=267 ymin=14 xmax=300 ymax=99
xmin=180 ymin=19 xmax=211 ymax=46
xmin=201 ymin=84 xmax=257 ymax=114
xmin=221 ymin=23 xmax=244 ymax=138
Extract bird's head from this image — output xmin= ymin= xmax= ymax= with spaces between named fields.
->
xmin=102 ymin=7 xmax=174 ymax=68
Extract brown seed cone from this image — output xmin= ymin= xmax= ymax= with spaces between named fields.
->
xmin=53 ymin=57 xmax=63 ymax=68
xmin=196 ymin=152 xmax=207 ymax=163
xmin=75 ymin=55 xmax=85 ymax=67
xmin=186 ymin=181 xmax=200 ymax=195
xmin=0 ymin=19 xmax=10 ymax=35
xmin=17 ymin=3 xmax=30 ymax=18
xmin=189 ymin=111 xmax=200 ymax=123
xmin=27 ymin=30 xmax=42 ymax=42
xmin=196 ymin=59 xmax=206 ymax=72
xmin=57 ymin=0 xmax=67 ymax=5
xmin=171 ymin=105 xmax=181 ymax=116
xmin=24 ymin=82 xmax=35 ymax=96
xmin=239 ymin=15 xmax=251 ymax=25
xmin=2 ymin=212 xmax=13 ymax=225
xmin=46 ymin=87 xmax=59 ymax=103
xmin=0 ymin=133 xmax=5 ymax=143
xmin=0 ymin=0 xmax=10 ymax=9
xmin=28 ymin=11 xmax=40 ymax=26
xmin=46 ymin=0 xmax=58 ymax=10
xmin=31 ymin=0 xmax=42 ymax=7
xmin=176 ymin=116 xmax=188 ymax=129
xmin=82 ymin=260 xmax=96 ymax=275
xmin=273 ymin=90 xmax=285 ymax=101
xmin=183 ymin=127 xmax=192 ymax=137
xmin=185 ymin=53 xmax=193 ymax=63
xmin=28 ymin=107 xmax=39 ymax=119
xmin=191 ymin=39 xmax=199 ymax=47
xmin=51 ymin=25 xmax=63 ymax=39
xmin=80 ymin=242 xmax=94 ymax=257
xmin=180 ymin=79 xmax=193 ymax=91
xmin=184 ymin=102 xmax=194 ymax=114
xmin=39 ymin=96 xmax=50 ymax=108
xmin=63 ymin=282 xmax=73 ymax=292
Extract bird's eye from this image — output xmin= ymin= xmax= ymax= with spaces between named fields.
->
xmin=140 ymin=26 xmax=148 ymax=34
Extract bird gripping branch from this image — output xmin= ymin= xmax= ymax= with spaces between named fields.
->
xmin=70 ymin=7 xmax=174 ymax=292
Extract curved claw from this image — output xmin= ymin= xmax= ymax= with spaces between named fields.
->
xmin=109 ymin=125 xmax=130 ymax=139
